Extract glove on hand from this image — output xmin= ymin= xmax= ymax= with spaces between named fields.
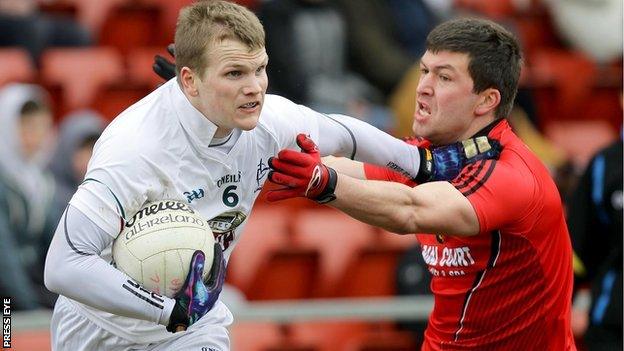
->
xmin=167 ymin=243 xmax=226 ymax=332
xmin=267 ymin=134 xmax=337 ymax=203
xmin=417 ymin=136 xmax=501 ymax=182
xmin=153 ymin=43 xmax=176 ymax=81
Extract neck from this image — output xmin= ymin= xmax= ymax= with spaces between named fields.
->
xmin=214 ymin=127 xmax=233 ymax=139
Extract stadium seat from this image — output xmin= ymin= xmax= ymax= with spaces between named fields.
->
xmin=0 ymin=48 xmax=36 ymax=87
xmin=230 ymin=322 xmax=285 ymax=351
xmin=292 ymin=209 xmax=377 ymax=297
xmin=127 ymin=46 xmax=172 ymax=88
xmin=136 ymin=0 xmax=192 ymax=44
xmin=333 ymin=231 xmax=415 ymax=297
xmin=344 ymin=328 xmax=419 ymax=351
xmin=290 ymin=321 xmax=370 ymax=351
xmin=529 ymin=49 xmax=597 ymax=123
xmin=545 ymin=120 xmax=617 ymax=171
xmin=55 ymin=0 xmax=129 ymax=36
xmin=453 ymin=0 xmax=518 ymax=19
xmin=98 ymin=2 xmax=165 ymax=54
xmin=10 ymin=330 xmax=51 ymax=351
xmin=40 ymin=47 xmax=125 ymax=114
xmin=228 ymin=207 xmax=320 ymax=300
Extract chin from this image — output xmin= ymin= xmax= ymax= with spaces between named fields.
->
xmin=236 ymin=117 xmax=260 ymax=131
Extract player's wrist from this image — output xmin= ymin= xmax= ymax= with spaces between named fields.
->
xmin=314 ymin=166 xmax=337 ymax=204
xmin=416 ymin=147 xmax=435 ymax=183
xmin=166 ymin=302 xmax=189 ymax=332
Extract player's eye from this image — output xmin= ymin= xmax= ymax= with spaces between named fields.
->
xmin=420 ymin=68 xmax=429 ymax=75
xmin=255 ymin=65 xmax=266 ymax=75
xmin=226 ymin=70 xmax=242 ymax=78
xmin=439 ymin=75 xmax=450 ymax=81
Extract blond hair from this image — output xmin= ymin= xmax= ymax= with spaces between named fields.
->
xmin=174 ymin=0 xmax=265 ymax=77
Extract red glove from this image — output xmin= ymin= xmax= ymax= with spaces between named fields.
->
xmin=267 ymin=134 xmax=337 ymax=203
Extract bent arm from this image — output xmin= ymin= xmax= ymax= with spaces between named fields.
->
xmin=315 ymin=113 xmax=422 ymax=180
xmin=44 ymin=204 xmax=175 ymax=326
xmin=329 ymin=175 xmax=480 ymax=236
xmin=322 ymin=156 xmax=366 ymax=179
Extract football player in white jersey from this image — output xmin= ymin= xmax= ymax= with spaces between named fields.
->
xmin=44 ymin=1 xmax=496 ymax=350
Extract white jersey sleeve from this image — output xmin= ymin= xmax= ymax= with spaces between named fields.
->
xmin=44 ymin=203 xmax=175 ymax=326
xmin=261 ymin=95 xmax=422 ymax=179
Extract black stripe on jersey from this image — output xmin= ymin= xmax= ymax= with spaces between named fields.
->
xmin=122 ymin=280 xmax=165 ymax=309
xmin=323 ymin=113 xmax=357 ymax=159
xmin=453 ymin=231 xmax=502 ymax=342
xmin=63 ymin=206 xmax=91 ymax=256
xmin=451 ymin=162 xmax=482 ymax=190
xmin=460 ymin=160 xmax=496 ymax=197
xmin=82 ymin=178 xmax=126 ymax=220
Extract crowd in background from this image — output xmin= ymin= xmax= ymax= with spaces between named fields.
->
xmin=0 ymin=0 xmax=621 ymax=349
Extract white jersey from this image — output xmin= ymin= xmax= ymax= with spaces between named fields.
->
xmin=49 ymin=78 xmax=423 ymax=344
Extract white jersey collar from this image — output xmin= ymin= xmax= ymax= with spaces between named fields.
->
xmin=167 ymin=79 xmax=219 ymax=155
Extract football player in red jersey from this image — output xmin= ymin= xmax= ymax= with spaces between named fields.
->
xmin=267 ymin=18 xmax=576 ymax=350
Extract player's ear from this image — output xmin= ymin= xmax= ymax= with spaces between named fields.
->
xmin=180 ymin=67 xmax=199 ymax=97
xmin=474 ymin=88 xmax=500 ymax=116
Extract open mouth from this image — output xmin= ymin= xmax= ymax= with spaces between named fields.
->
xmin=417 ymin=101 xmax=431 ymax=117
xmin=239 ymin=101 xmax=260 ymax=110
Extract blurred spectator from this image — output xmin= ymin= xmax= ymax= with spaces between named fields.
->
xmin=260 ymin=0 xmax=394 ymax=131
xmin=543 ymin=0 xmax=623 ymax=64
xmin=567 ymin=135 xmax=623 ymax=350
xmin=334 ymin=0 xmax=419 ymax=98
xmin=47 ymin=110 xmax=104 ymax=225
xmin=0 ymin=0 xmax=92 ymax=65
xmin=0 ymin=83 xmax=57 ymax=309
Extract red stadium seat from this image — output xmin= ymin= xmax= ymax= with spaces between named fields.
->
xmin=545 ymin=120 xmax=617 ymax=171
xmin=55 ymin=0 xmax=130 ymax=36
xmin=40 ymin=47 xmax=125 ymax=114
xmin=333 ymin=230 xmax=414 ymax=297
xmin=98 ymin=2 xmax=165 ymax=54
xmin=292 ymin=209 xmax=377 ymax=297
xmin=126 ymin=46 xmax=172 ymax=89
xmin=228 ymin=207 xmax=320 ymax=300
xmin=230 ymin=322 xmax=284 ymax=351
xmin=344 ymin=328 xmax=419 ymax=351
xmin=0 ymin=48 xmax=36 ymax=87
xmin=10 ymin=330 xmax=51 ymax=351
xmin=290 ymin=321 xmax=370 ymax=351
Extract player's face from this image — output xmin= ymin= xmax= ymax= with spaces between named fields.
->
xmin=413 ymin=50 xmax=484 ymax=146
xmin=19 ymin=110 xmax=53 ymax=160
xmin=195 ymin=39 xmax=268 ymax=137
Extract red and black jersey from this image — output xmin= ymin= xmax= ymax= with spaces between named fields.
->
xmin=365 ymin=120 xmax=576 ymax=350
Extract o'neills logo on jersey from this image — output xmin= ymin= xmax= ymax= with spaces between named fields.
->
xmin=125 ymin=201 xmax=195 ymax=227
xmin=216 ymin=171 xmax=242 ymax=188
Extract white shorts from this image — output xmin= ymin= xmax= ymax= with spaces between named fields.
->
xmin=50 ymin=298 xmax=230 ymax=351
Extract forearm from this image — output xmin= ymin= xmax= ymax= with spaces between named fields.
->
xmin=317 ymin=114 xmax=421 ymax=179
xmin=329 ymin=174 xmax=420 ymax=234
xmin=322 ymin=156 xmax=366 ymax=179
xmin=329 ymin=174 xmax=480 ymax=236
xmin=44 ymin=205 xmax=174 ymax=325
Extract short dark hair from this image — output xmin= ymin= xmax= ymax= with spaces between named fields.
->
xmin=426 ymin=18 xmax=522 ymax=119
xmin=20 ymin=99 xmax=49 ymax=118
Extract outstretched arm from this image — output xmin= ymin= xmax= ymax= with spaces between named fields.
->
xmin=329 ymin=175 xmax=480 ymax=236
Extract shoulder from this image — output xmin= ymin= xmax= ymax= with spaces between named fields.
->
xmin=257 ymin=94 xmax=311 ymax=138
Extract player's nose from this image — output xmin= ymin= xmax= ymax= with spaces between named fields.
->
xmin=242 ymin=76 xmax=264 ymax=95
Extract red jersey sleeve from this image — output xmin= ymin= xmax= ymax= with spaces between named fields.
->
xmin=363 ymin=163 xmax=416 ymax=186
xmin=451 ymin=158 xmax=535 ymax=234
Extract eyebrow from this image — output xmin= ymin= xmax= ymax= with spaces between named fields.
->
xmin=420 ymin=63 xmax=457 ymax=72
xmin=223 ymin=59 xmax=268 ymax=69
